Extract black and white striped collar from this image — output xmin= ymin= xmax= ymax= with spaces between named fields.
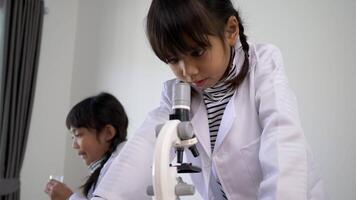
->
xmin=88 ymin=157 xmax=105 ymax=174
xmin=203 ymin=57 xmax=237 ymax=102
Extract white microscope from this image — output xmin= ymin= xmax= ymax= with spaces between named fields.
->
xmin=147 ymin=81 xmax=201 ymax=200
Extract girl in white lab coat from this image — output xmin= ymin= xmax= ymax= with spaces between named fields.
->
xmin=44 ymin=93 xmax=128 ymax=200
xmin=93 ymin=0 xmax=326 ymax=199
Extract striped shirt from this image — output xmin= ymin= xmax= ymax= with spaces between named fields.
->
xmin=203 ymin=62 xmax=237 ymax=151
xmin=203 ymin=58 xmax=237 ymax=200
xmin=88 ymin=157 xmax=105 ymax=174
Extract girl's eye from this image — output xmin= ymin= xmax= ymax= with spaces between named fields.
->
xmin=72 ymin=133 xmax=82 ymax=139
xmin=191 ymin=48 xmax=205 ymax=57
xmin=166 ymin=57 xmax=179 ymax=64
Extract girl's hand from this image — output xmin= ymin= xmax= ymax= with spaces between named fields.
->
xmin=44 ymin=179 xmax=73 ymax=200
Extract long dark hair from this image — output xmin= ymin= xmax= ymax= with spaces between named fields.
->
xmin=146 ymin=0 xmax=249 ymax=89
xmin=65 ymin=92 xmax=128 ymax=197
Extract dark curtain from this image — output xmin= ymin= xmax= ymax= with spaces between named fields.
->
xmin=0 ymin=0 xmax=44 ymax=199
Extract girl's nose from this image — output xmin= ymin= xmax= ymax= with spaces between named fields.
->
xmin=72 ymin=138 xmax=79 ymax=149
xmin=179 ymin=59 xmax=199 ymax=80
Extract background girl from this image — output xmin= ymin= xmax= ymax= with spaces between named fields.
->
xmin=44 ymin=92 xmax=128 ymax=200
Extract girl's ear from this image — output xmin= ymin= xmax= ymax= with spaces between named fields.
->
xmin=102 ymin=124 xmax=116 ymax=142
xmin=225 ymin=16 xmax=239 ymax=46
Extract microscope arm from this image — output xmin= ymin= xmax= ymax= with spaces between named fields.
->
xmin=149 ymin=119 xmax=197 ymax=200
xmin=152 ymin=120 xmax=180 ymax=200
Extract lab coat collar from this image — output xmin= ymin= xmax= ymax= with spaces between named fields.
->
xmin=190 ymin=87 xmax=238 ymax=157
xmin=190 ymin=88 xmax=212 ymax=158
xmin=213 ymin=90 xmax=237 ymax=153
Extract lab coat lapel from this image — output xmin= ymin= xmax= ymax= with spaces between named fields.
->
xmin=190 ymin=91 xmax=211 ymax=158
xmin=214 ymin=92 xmax=237 ymax=152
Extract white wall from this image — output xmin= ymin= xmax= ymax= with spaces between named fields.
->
xmin=62 ymin=1 xmax=107 ymax=191
xmin=20 ymin=0 xmax=79 ymax=199
xmin=21 ymin=0 xmax=356 ymax=199
xmin=236 ymin=0 xmax=356 ymax=199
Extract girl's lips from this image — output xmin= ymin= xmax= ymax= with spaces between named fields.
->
xmin=193 ymin=79 xmax=207 ymax=87
xmin=78 ymin=152 xmax=86 ymax=158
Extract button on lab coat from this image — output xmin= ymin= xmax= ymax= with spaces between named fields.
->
xmin=93 ymin=43 xmax=326 ymax=200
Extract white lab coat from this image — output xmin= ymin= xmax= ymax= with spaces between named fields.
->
xmin=93 ymin=43 xmax=326 ymax=200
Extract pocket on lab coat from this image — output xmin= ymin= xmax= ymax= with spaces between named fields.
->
xmin=240 ymin=138 xmax=263 ymax=188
